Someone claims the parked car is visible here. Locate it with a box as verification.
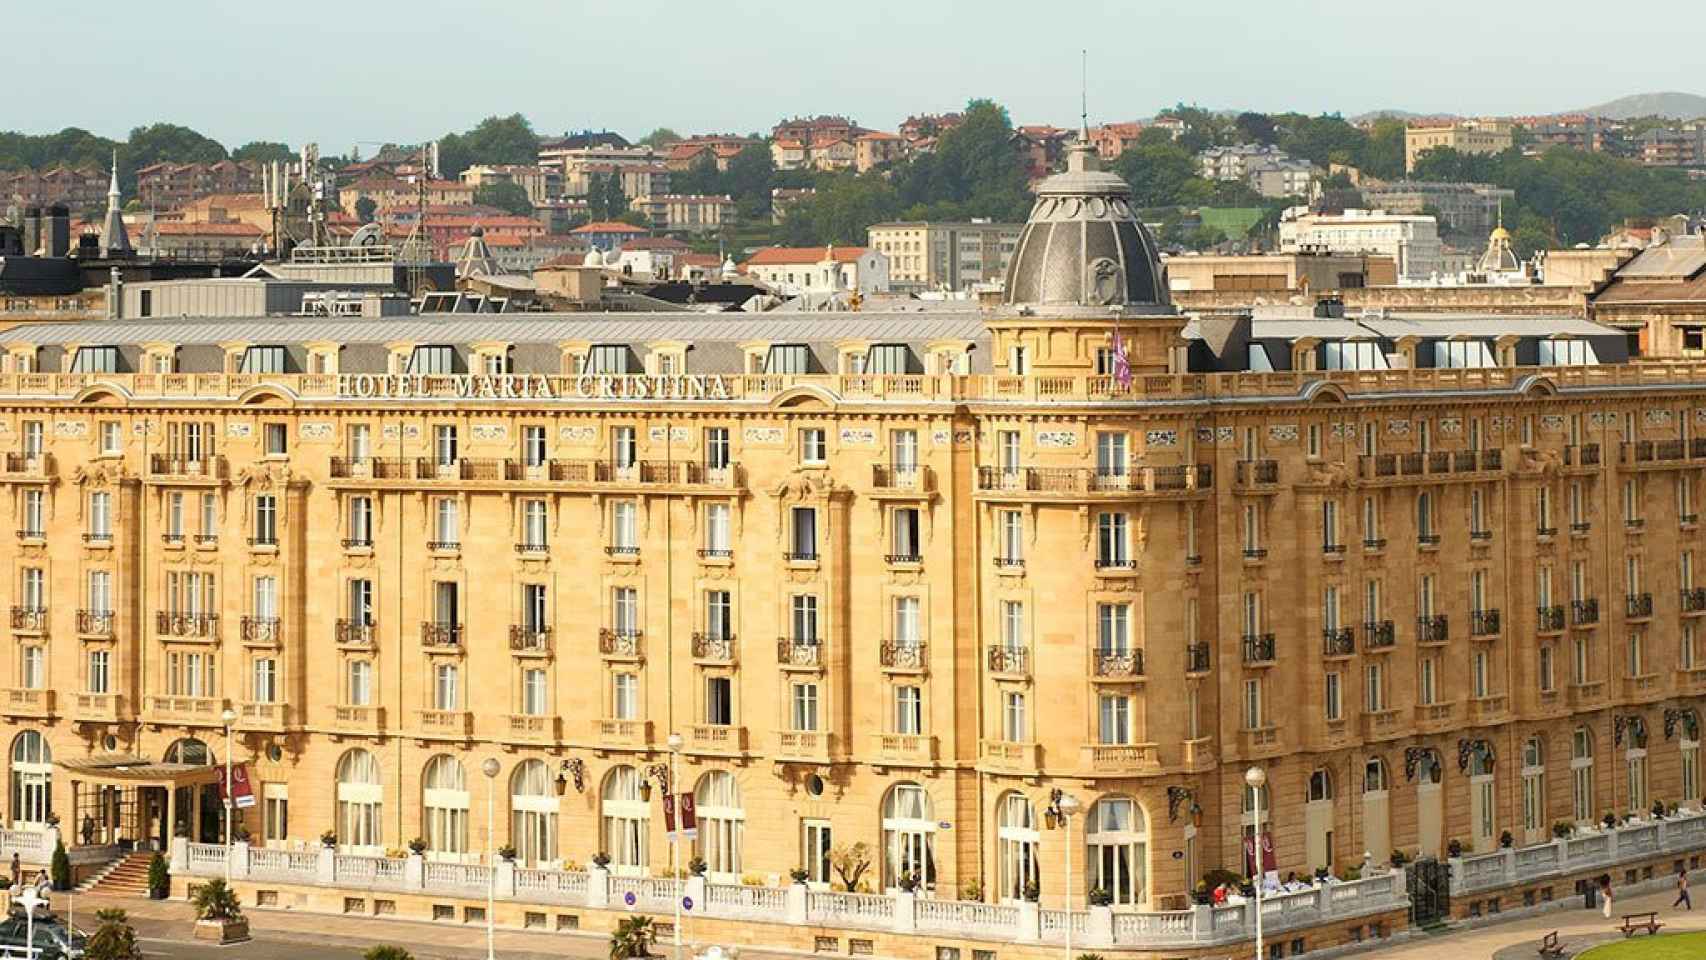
[0,910,85,959]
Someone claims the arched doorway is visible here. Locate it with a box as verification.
[1087,796,1149,908]
[510,760,558,867]
[1305,769,1334,872]
[1468,749,1495,853]
[422,755,469,861]
[335,749,383,854]
[1362,759,1390,863]
[1571,726,1595,823]
[693,772,744,881]
[1521,736,1547,845]
[601,766,648,875]
[1416,751,1444,857]
[162,737,219,843]
[995,792,1038,903]
[10,732,51,829]
[881,783,936,893]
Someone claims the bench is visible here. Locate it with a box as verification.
[1537,930,1564,958]
[1619,911,1663,937]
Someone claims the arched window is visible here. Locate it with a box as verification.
[422,755,468,859]
[1308,769,1334,802]
[1363,759,1389,793]
[995,792,1038,903]
[163,738,211,766]
[511,760,558,867]
[1522,735,1547,836]
[601,766,648,875]
[1241,782,1271,820]
[1572,726,1595,822]
[881,783,936,892]
[335,748,383,852]
[1362,758,1392,867]
[10,732,51,828]
[1418,751,1443,784]
[1087,797,1148,907]
[694,771,744,879]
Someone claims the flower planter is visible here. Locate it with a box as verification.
[194,917,250,944]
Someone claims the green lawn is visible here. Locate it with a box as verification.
[1578,930,1706,959]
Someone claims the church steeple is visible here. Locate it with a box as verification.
[100,149,133,257]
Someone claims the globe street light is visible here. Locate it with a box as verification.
[220,707,238,883]
[481,757,501,960]
[1055,792,1081,960]
[1245,766,1268,960]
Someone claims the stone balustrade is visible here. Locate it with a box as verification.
[1448,807,1706,896]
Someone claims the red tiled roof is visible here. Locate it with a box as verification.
[623,237,690,251]
[571,221,650,235]
[147,221,264,236]
[742,245,867,266]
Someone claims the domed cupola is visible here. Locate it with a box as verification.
[1002,138,1171,311]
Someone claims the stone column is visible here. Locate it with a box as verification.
[315,845,335,885]
[1017,900,1041,942]
[785,882,808,925]
[404,853,424,890]
[1086,904,1114,946]
[587,864,610,908]
[230,841,250,881]
[170,836,188,873]
[892,890,916,933]
[495,858,516,898]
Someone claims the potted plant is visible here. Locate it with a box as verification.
[50,839,71,891]
[1389,849,1409,868]
[190,878,250,944]
[790,867,810,885]
[1498,830,1514,849]
[896,871,918,894]
[1602,812,1618,830]
[321,830,338,848]
[1087,886,1114,907]
[1446,838,1463,858]
[592,851,612,870]
[1192,881,1211,905]
[407,837,428,856]
[1652,801,1668,820]
[688,856,708,878]
[959,879,983,901]
[147,853,171,900]
[609,914,655,959]
[1552,821,1575,840]
[85,908,142,960]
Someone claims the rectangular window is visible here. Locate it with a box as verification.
[791,595,819,641]
[803,821,833,885]
[1097,512,1129,567]
[1472,650,1488,698]
[893,685,923,735]
[522,584,548,633]
[264,785,288,845]
[705,676,733,725]
[999,510,1023,563]
[892,596,921,648]
[253,494,277,544]
[22,490,44,536]
[1325,672,1342,721]
[1001,601,1024,650]
[611,587,638,636]
[346,660,373,705]
[522,668,547,715]
[19,646,43,690]
[1364,662,1385,711]
[523,499,547,549]
[1243,678,1263,729]
[800,428,827,464]
[200,493,218,540]
[167,492,185,538]
[704,503,731,554]
[435,425,458,466]
[790,507,818,559]
[704,590,731,640]
[87,570,112,614]
[434,581,460,631]
[87,649,109,694]
[1095,432,1127,477]
[347,579,374,625]
[892,507,921,561]
[21,422,43,459]
[100,421,122,455]
[791,682,819,730]
[90,491,112,537]
[433,663,459,711]
[522,425,547,467]
[1539,644,1555,692]
[1322,500,1339,549]
[263,422,288,457]
[1420,657,1437,704]
[252,658,278,703]
[891,430,918,474]
[997,431,1021,473]
[252,575,277,620]
[1097,693,1131,743]
[611,501,638,551]
[433,498,458,547]
[346,424,371,462]
[1097,603,1130,653]
[704,427,731,471]
[1684,623,1697,671]
[348,496,373,545]
[1002,691,1026,741]
[612,674,638,720]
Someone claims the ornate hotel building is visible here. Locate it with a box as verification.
[1,142,1704,935]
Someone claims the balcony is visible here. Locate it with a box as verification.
[1358,449,1502,482]
[1572,599,1600,626]
[157,612,220,641]
[1468,694,1509,724]
[336,619,377,648]
[1360,709,1402,742]
[0,453,53,479]
[1363,620,1396,650]
[1242,634,1276,665]
[885,552,923,566]
[1626,592,1654,621]
[146,695,225,726]
[975,464,1212,498]
[238,701,291,732]
[1186,641,1211,673]
[1238,726,1282,755]
[341,537,373,551]
[776,730,832,763]
[421,622,463,648]
[240,616,281,646]
[1416,614,1449,645]
[1620,439,1706,469]
[194,534,218,547]
[1566,680,1606,709]
[1091,648,1144,679]
[9,607,46,634]
[1321,628,1355,658]
[77,610,114,638]
[161,533,185,547]
[427,540,460,554]
[978,739,1040,775]
[1232,459,1279,490]
[871,464,935,493]
[1322,542,1347,559]
[0,688,54,720]
[15,528,44,542]
[880,641,927,672]
[598,718,652,749]
[514,541,550,557]
[1534,526,1557,539]
[1242,547,1268,562]
[603,544,639,559]
[1080,742,1159,774]
[987,645,1030,677]
[686,724,749,755]
[247,534,278,549]
[505,714,560,743]
[599,629,643,659]
[509,625,552,654]
[782,551,819,564]
[1363,537,1387,553]
[333,457,746,491]
[691,632,735,663]
[1536,605,1566,634]
[1470,609,1501,638]
[332,704,386,736]
[1416,533,1441,549]
[1414,701,1457,732]
[772,636,827,671]
[82,532,113,548]
[1683,588,1706,615]
[417,709,474,738]
[147,454,226,479]
[1181,737,1216,770]
[1570,521,1592,536]
[1563,443,1600,468]
[73,692,122,723]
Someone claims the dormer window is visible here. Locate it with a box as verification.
[865,343,915,374]
[70,346,121,373]
[482,351,510,375]
[407,345,458,374]
[1322,340,1388,371]
[240,345,288,374]
[1433,340,1495,369]
[1539,339,1598,366]
[586,344,630,374]
[765,344,812,374]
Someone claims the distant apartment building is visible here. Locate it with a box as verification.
[899,112,963,145]
[1403,120,1514,172]
[628,194,737,234]
[867,220,1023,292]
[568,220,651,251]
[1164,251,1397,293]
[130,217,265,257]
[1521,115,1623,155]
[1198,144,1288,181]
[1089,122,1144,160]
[662,135,761,172]
[169,192,272,232]
[556,152,667,200]
[135,160,264,209]
[536,131,632,167]
[1278,207,1444,282]
[0,165,107,213]
[458,164,559,206]
[768,116,904,173]
[1358,181,1515,239]
[1010,126,1071,181]
[1636,124,1706,168]
[740,245,890,296]
[337,177,475,217]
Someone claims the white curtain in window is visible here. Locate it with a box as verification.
[336,749,383,851]
[601,766,648,873]
[694,771,744,877]
[422,755,469,858]
[511,760,558,867]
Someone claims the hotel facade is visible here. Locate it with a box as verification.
[0,143,1704,954]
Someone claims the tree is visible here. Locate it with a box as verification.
[1234,112,1278,146]
[1112,141,1197,207]
[191,878,243,921]
[639,127,681,148]
[355,196,377,224]
[232,141,293,163]
[609,915,655,960]
[362,948,415,960]
[50,839,70,890]
[436,114,539,177]
[829,841,873,892]
[474,181,534,217]
[1358,119,1407,180]
[84,909,142,960]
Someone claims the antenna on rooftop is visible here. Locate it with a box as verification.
[1080,48,1089,139]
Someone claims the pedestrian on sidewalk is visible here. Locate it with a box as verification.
[1599,873,1614,919]
[1677,866,1693,910]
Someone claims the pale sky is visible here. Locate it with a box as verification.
[12,0,1705,151]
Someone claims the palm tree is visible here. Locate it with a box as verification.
[84,908,141,960]
[609,914,656,960]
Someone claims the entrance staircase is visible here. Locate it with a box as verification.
[79,851,153,896]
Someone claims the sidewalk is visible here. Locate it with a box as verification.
[1369,884,1705,959]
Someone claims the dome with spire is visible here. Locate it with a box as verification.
[1001,138,1170,312]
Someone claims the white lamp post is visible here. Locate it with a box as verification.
[17,886,43,960]
[1245,766,1268,960]
[667,732,684,960]
[1055,792,1081,960]
[481,757,501,960]
[220,707,238,883]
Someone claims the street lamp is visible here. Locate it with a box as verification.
[16,886,43,960]
[1245,766,1268,960]
[666,732,684,960]
[220,707,238,883]
[1053,792,1081,960]
[481,757,501,960]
